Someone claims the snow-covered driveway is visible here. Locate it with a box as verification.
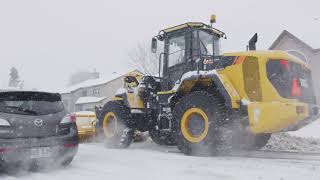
[1,141,320,180]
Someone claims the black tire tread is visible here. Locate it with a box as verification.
[100,101,133,149]
[173,91,228,156]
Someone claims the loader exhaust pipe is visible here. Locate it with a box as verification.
[247,33,258,51]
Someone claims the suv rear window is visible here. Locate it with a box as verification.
[266,59,315,103]
[0,91,64,115]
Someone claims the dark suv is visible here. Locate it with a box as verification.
[0,91,78,169]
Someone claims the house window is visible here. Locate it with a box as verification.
[93,88,100,96]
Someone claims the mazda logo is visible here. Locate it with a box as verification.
[34,119,43,127]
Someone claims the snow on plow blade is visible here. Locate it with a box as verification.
[247,102,320,134]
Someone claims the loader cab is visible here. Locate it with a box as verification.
[152,22,226,90]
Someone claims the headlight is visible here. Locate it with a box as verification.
[0,118,10,126]
[60,114,76,124]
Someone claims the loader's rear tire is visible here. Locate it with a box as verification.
[247,134,271,151]
[231,129,271,151]
[100,101,133,148]
[149,126,176,146]
[173,91,227,156]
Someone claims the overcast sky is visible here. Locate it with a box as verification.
[0,0,319,91]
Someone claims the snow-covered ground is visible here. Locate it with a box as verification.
[1,120,319,180]
[1,139,320,180]
[289,120,320,139]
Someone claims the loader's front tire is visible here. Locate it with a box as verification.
[173,91,227,156]
[100,101,133,148]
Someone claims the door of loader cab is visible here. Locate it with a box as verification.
[162,29,191,90]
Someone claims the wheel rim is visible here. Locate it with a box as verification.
[103,112,118,138]
[181,108,209,143]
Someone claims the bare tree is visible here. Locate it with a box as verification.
[128,42,162,75]
[8,67,21,88]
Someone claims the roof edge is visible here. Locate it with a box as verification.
[270,30,320,54]
[60,69,141,95]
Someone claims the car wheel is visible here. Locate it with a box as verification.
[61,157,74,167]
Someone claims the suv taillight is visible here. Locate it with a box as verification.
[70,114,76,122]
[60,114,76,124]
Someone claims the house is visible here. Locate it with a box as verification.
[60,69,142,113]
[270,30,320,100]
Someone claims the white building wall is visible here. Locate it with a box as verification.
[61,76,125,113]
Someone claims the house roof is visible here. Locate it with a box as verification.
[270,30,320,54]
[60,69,141,94]
[75,96,107,105]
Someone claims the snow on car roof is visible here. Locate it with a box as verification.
[0,87,59,94]
[60,69,139,94]
[75,96,106,105]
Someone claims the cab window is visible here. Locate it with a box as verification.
[198,30,214,56]
[167,34,185,67]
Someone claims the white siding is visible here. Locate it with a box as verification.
[61,73,127,112]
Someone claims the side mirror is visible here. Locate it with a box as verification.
[151,38,157,53]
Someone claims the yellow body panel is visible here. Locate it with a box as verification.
[103,112,117,138]
[248,102,309,134]
[162,22,225,37]
[127,91,144,109]
[76,114,97,138]
[124,71,144,88]
[117,70,145,109]
[113,97,123,101]
[163,22,203,33]
[219,50,311,133]
[157,90,176,95]
[224,51,308,67]
[219,64,247,101]
[217,68,242,108]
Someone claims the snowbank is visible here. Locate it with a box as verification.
[288,119,320,139]
[263,133,320,152]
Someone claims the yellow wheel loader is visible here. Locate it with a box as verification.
[96,16,319,155]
